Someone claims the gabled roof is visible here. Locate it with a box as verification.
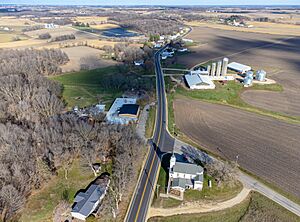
[185,74,215,88]
[72,184,106,216]
[173,178,193,188]
[173,162,203,175]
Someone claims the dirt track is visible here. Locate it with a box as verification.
[174,98,300,199]
[148,187,251,218]
[178,26,300,116]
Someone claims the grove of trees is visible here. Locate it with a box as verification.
[109,13,183,36]
[0,48,69,76]
[49,34,76,42]
[0,48,142,221]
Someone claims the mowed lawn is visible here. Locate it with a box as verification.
[149,191,300,222]
[51,66,122,109]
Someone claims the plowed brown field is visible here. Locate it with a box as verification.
[174,98,300,199]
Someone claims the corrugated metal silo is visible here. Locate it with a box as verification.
[256,70,266,81]
[244,77,253,85]
[245,71,254,79]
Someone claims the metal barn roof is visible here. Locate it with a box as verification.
[228,62,251,73]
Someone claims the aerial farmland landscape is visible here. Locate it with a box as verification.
[0,1,299,222]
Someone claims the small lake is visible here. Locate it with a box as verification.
[101,28,140,38]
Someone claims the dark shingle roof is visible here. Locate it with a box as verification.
[119,104,139,116]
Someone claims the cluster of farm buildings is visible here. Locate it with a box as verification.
[184,58,272,90]
[74,97,140,125]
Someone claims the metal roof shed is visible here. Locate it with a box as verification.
[228,62,251,73]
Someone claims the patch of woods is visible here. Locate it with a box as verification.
[0,48,69,76]
[109,13,183,36]
[32,18,73,26]
[0,48,143,221]
[102,43,154,70]
[49,34,76,42]
[21,25,44,32]
[73,21,90,27]
[38,32,51,39]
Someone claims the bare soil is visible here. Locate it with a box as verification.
[174,98,300,199]
[177,27,300,116]
[60,46,117,72]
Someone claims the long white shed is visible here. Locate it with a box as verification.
[228,62,251,73]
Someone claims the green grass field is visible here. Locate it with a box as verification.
[149,191,300,222]
[51,66,123,109]
[145,105,156,138]
[185,174,242,203]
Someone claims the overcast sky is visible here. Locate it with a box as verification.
[2,0,300,6]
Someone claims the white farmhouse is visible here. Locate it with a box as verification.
[169,154,203,193]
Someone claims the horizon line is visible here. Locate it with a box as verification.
[2,4,300,6]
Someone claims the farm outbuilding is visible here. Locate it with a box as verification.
[106,98,140,124]
[256,70,267,81]
[185,74,215,90]
[228,62,251,73]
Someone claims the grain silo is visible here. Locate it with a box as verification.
[207,65,211,75]
[256,70,266,81]
[244,77,253,86]
[216,61,222,76]
[245,71,254,79]
[211,63,216,76]
[221,58,229,76]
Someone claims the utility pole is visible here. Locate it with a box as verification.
[173,123,175,135]
[156,184,160,198]
[235,154,239,165]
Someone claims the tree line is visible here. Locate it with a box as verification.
[109,13,183,36]
[49,34,76,42]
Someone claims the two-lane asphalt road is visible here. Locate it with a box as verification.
[125,47,174,222]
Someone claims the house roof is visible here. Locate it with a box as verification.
[72,184,106,217]
[173,178,193,188]
[119,104,139,116]
[173,161,203,175]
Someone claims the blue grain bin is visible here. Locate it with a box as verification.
[256,70,266,81]
[245,71,254,79]
[244,77,253,85]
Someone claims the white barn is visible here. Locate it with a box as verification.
[185,74,215,90]
[228,62,251,74]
